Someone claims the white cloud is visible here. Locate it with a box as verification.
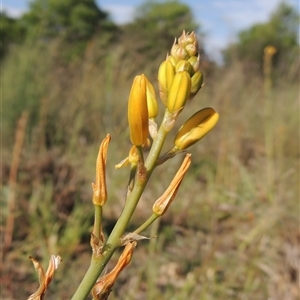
[1,5,25,18]
[102,4,135,24]
[211,0,289,31]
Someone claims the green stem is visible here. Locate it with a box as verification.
[94,205,102,238]
[134,214,159,234]
[147,218,160,300]
[71,110,173,300]
[136,145,144,163]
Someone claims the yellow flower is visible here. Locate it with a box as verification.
[128,74,149,146]
[158,60,175,105]
[188,55,200,74]
[189,71,204,100]
[175,60,194,74]
[145,77,158,119]
[167,71,191,113]
[174,107,219,150]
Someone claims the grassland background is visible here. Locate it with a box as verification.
[1,28,299,300]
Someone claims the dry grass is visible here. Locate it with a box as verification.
[1,37,299,299]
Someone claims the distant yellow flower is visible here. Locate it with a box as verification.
[264,45,277,56]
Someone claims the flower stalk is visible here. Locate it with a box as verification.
[29,31,219,300]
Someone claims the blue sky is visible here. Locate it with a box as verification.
[2,0,298,61]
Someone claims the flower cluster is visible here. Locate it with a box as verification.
[28,31,219,300]
[128,31,219,152]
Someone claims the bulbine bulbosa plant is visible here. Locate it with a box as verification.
[28,31,219,300]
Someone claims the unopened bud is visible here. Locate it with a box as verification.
[186,44,198,57]
[128,74,149,146]
[145,77,158,119]
[167,54,177,66]
[167,71,191,113]
[188,55,200,73]
[189,71,204,100]
[174,108,219,150]
[176,31,199,58]
[158,60,175,105]
[175,60,193,75]
[178,30,197,48]
[171,45,189,61]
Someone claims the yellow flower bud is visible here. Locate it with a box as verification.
[189,71,204,100]
[158,60,175,105]
[186,44,198,57]
[128,74,149,146]
[177,31,199,58]
[145,77,158,119]
[153,154,191,216]
[171,45,189,61]
[167,71,191,113]
[167,54,177,66]
[174,107,219,150]
[178,30,197,48]
[175,60,193,75]
[188,55,200,73]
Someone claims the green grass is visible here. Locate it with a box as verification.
[1,39,299,300]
